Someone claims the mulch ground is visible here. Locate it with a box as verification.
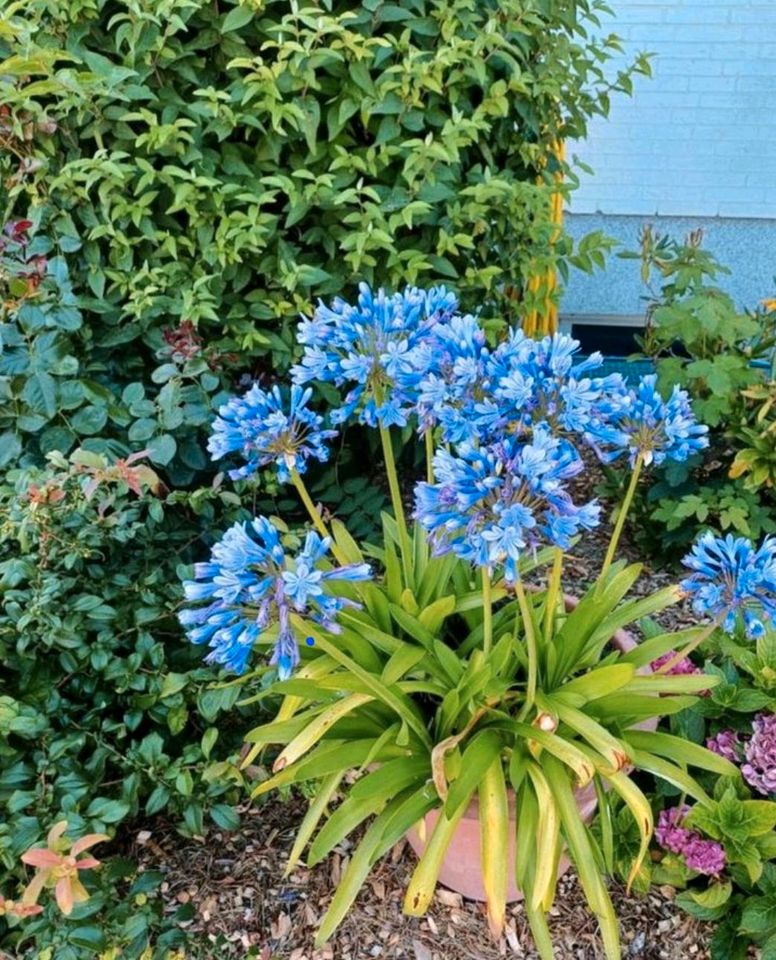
[133,797,710,960]
[137,489,712,959]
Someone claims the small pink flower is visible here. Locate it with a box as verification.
[682,837,726,877]
[655,805,693,854]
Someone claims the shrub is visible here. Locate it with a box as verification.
[613,229,776,555]
[3,0,648,372]
[0,448,249,953]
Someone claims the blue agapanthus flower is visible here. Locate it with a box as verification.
[291,282,458,428]
[412,313,489,437]
[681,533,776,639]
[179,517,372,677]
[586,374,708,467]
[477,330,628,442]
[208,383,337,482]
[414,424,601,582]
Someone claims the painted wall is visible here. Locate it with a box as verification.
[569,0,776,219]
[562,0,776,317]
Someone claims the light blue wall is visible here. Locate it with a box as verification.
[563,214,776,317]
[562,0,776,317]
[568,0,776,219]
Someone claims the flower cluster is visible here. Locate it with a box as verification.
[179,518,371,677]
[742,713,776,797]
[414,425,600,581]
[650,650,705,678]
[586,374,709,467]
[655,806,726,877]
[681,533,776,638]
[209,384,336,482]
[705,729,742,764]
[292,282,458,428]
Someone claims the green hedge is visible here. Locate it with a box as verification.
[4,0,646,366]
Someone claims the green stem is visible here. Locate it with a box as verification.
[655,619,720,675]
[482,566,493,656]
[424,429,435,485]
[290,468,348,566]
[379,425,412,583]
[515,578,538,713]
[543,547,563,646]
[600,452,644,586]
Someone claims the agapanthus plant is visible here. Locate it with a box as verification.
[180,283,751,960]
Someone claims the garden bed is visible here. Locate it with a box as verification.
[132,799,711,960]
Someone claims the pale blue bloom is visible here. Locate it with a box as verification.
[681,532,776,638]
[180,518,372,677]
[587,374,708,467]
[291,282,458,428]
[414,424,601,582]
[208,383,336,482]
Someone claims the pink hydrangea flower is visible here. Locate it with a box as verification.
[655,805,727,877]
[742,714,776,797]
[651,651,702,676]
[706,729,741,764]
[655,805,693,854]
[682,837,726,877]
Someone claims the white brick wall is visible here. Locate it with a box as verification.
[570,0,776,218]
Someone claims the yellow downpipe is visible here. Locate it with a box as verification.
[524,141,565,337]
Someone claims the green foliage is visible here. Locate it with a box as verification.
[2,0,648,353]
[15,862,190,960]
[617,229,776,555]
[0,449,249,951]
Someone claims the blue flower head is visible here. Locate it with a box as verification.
[179,517,372,677]
[481,330,629,441]
[291,282,458,428]
[681,533,776,639]
[414,423,601,582]
[208,383,337,482]
[587,374,708,467]
[412,313,489,436]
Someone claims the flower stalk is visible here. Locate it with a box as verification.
[515,578,538,712]
[600,451,644,584]
[380,425,413,583]
[482,566,493,656]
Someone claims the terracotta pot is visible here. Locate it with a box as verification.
[406,593,657,903]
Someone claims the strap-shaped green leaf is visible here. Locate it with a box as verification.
[381,643,426,685]
[526,762,561,912]
[418,594,455,633]
[273,693,375,772]
[624,729,739,777]
[285,771,344,877]
[298,617,432,749]
[403,801,467,917]
[540,695,632,772]
[549,564,642,685]
[543,755,621,960]
[513,722,597,786]
[586,692,696,723]
[559,663,635,702]
[314,785,435,947]
[445,728,503,816]
[630,748,711,803]
[618,625,707,669]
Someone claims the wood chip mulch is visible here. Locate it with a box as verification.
[133,798,711,960]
